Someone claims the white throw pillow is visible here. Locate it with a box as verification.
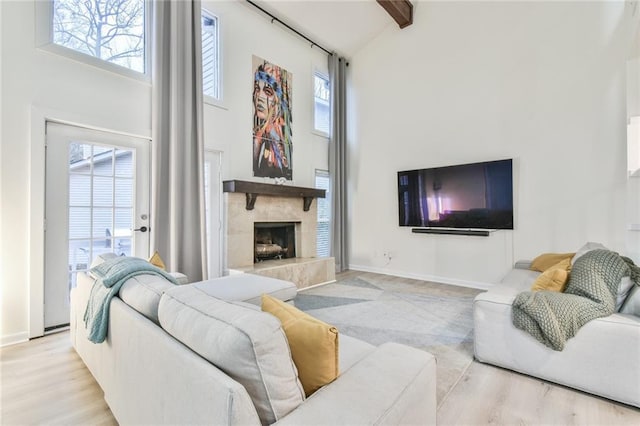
[571,242,608,266]
[620,285,640,316]
[616,277,634,311]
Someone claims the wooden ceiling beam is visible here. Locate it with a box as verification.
[377,0,413,29]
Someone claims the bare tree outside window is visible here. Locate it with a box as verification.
[53,0,145,73]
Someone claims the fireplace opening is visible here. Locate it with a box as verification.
[254,222,296,262]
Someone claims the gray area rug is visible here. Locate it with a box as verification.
[296,272,483,406]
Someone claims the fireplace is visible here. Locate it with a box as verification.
[254,222,297,262]
[223,180,335,288]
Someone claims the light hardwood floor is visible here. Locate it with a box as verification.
[2,275,640,425]
[1,331,117,425]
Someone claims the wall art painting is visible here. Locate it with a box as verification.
[252,55,293,180]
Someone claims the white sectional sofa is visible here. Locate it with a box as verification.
[474,259,640,408]
[70,262,437,425]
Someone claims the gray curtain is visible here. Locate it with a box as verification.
[328,54,348,272]
[151,0,207,281]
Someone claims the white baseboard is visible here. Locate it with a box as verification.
[1,332,29,348]
[347,264,493,291]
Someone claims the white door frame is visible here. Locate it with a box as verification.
[44,121,151,329]
[29,108,151,339]
[205,149,224,278]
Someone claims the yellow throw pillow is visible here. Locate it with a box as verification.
[148,250,166,270]
[531,268,569,292]
[550,257,572,273]
[261,294,339,397]
[530,252,575,272]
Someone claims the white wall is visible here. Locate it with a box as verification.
[348,1,639,287]
[202,1,329,187]
[0,0,328,345]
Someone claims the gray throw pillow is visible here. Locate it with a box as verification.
[620,284,640,316]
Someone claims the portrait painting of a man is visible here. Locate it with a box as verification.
[252,56,293,180]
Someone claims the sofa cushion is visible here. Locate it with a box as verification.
[158,285,304,425]
[118,274,176,323]
[89,252,119,269]
[191,274,297,305]
[262,294,339,396]
[530,252,574,272]
[339,334,375,372]
[500,268,541,291]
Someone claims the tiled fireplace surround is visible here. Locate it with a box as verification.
[224,181,335,289]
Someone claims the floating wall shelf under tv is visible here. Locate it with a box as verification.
[398,159,514,232]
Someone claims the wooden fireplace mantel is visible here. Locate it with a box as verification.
[223,180,326,211]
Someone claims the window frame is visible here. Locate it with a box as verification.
[314,169,331,257]
[312,71,331,138]
[35,0,152,82]
[202,8,225,109]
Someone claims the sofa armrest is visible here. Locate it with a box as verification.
[514,260,532,270]
[275,342,436,426]
[168,271,188,285]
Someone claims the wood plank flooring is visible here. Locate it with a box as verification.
[0,331,116,425]
[438,361,640,425]
[2,271,639,425]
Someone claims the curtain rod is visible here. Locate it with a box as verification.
[245,0,333,56]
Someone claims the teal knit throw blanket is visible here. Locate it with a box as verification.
[83,256,178,343]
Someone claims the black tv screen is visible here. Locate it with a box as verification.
[398,159,513,230]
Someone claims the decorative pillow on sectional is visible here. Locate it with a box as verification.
[531,266,569,292]
[158,286,305,424]
[620,284,640,316]
[529,252,575,272]
[262,294,339,397]
[148,250,166,270]
[616,276,635,311]
[571,242,608,266]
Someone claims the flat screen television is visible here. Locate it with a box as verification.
[398,159,513,230]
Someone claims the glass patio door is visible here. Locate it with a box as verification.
[44,122,150,330]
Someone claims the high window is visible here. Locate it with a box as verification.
[315,170,331,257]
[314,73,330,136]
[51,0,147,74]
[202,9,221,101]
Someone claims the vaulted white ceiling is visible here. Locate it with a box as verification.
[250,0,397,57]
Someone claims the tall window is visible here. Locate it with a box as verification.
[52,0,146,73]
[314,73,330,136]
[202,10,220,100]
[315,170,331,257]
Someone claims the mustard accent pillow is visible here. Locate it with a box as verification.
[530,252,575,272]
[261,294,339,396]
[531,268,569,292]
[551,257,572,273]
[148,250,166,270]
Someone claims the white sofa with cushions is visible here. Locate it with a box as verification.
[473,243,640,408]
[70,255,437,425]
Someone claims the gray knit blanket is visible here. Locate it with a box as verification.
[512,249,640,351]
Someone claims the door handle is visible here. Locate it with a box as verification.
[134,226,149,233]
